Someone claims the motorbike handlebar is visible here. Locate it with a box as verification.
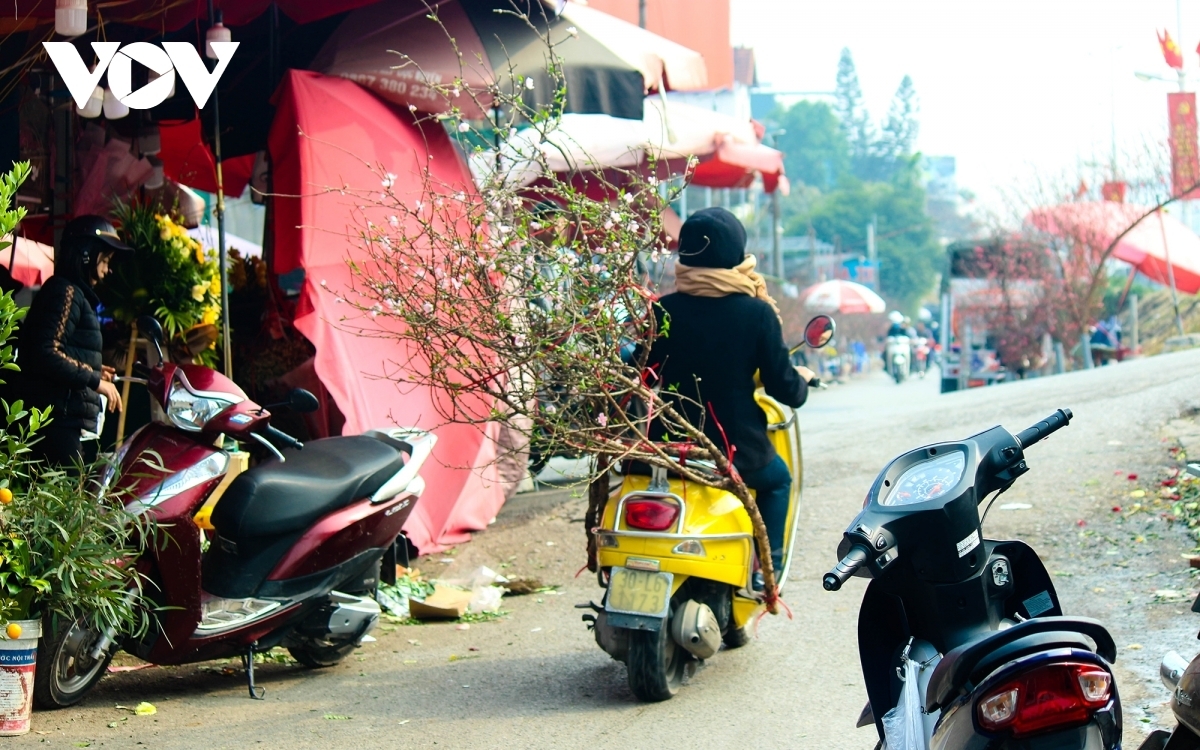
[264,424,303,450]
[1014,408,1073,449]
[823,544,871,591]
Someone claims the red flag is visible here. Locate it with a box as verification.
[1075,179,1089,199]
[1101,181,1127,203]
[1168,92,1200,198]
[1160,29,1185,69]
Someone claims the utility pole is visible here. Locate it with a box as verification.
[866,216,877,290]
[808,223,818,283]
[639,0,646,28]
[771,188,783,278]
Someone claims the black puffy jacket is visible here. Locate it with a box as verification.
[17,274,104,432]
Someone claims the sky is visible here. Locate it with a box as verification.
[732,0,1200,208]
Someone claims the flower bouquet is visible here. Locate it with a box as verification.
[100,202,222,364]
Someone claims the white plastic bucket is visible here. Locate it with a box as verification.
[0,619,40,736]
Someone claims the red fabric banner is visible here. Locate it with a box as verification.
[1101,181,1127,203]
[1169,92,1200,199]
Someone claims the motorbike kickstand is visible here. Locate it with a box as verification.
[242,642,266,700]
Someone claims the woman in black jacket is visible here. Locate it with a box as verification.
[646,207,816,587]
[18,215,129,466]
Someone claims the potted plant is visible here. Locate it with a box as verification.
[0,163,151,731]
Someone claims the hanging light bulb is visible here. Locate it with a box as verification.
[144,157,164,191]
[206,11,231,60]
[55,0,87,37]
[138,125,161,156]
[77,85,103,118]
[102,87,129,119]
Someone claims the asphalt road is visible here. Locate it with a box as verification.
[21,351,1200,749]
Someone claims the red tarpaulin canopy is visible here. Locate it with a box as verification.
[1028,202,1200,295]
[160,118,254,198]
[270,70,505,552]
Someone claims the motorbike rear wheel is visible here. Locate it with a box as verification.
[627,623,687,701]
[33,616,114,709]
[722,623,751,649]
[289,640,359,668]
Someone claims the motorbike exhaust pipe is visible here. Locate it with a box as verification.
[1162,651,1189,692]
[670,600,721,660]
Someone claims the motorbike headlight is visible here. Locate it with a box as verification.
[97,426,144,494]
[127,452,229,512]
[166,379,241,431]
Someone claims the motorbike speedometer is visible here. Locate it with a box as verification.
[881,450,966,506]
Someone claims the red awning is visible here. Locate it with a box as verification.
[12,0,375,31]
[269,70,506,552]
[160,118,254,198]
[691,136,786,193]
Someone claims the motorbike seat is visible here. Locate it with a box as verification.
[212,435,406,540]
[924,616,1116,712]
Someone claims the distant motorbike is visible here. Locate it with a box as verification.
[913,337,930,379]
[825,408,1122,749]
[886,335,912,384]
[581,315,834,702]
[33,317,435,708]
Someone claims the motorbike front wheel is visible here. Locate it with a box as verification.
[627,623,688,701]
[33,616,114,709]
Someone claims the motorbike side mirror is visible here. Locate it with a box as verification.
[136,315,165,364]
[803,315,836,348]
[288,388,320,414]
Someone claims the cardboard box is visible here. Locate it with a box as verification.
[408,586,472,620]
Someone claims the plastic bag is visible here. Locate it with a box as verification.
[882,653,926,750]
[468,585,505,614]
[447,566,510,589]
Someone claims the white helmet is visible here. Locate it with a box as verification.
[888,310,904,324]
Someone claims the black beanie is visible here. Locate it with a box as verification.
[677,207,747,269]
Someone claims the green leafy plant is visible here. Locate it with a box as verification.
[0,162,151,635]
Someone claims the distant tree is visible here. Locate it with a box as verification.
[785,161,941,312]
[834,48,875,178]
[772,100,849,190]
[874,75,920,176]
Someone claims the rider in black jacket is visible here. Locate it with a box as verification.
[646,208,815,583]
[17,216,130,465]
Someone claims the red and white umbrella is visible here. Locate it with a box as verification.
[801,279,886,315]
[1,235,55,288]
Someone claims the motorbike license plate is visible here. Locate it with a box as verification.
[605,567,673,618]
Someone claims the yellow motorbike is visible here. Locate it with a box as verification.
[581,314,835,701]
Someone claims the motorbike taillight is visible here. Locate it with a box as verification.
[624,498,679,531]
[977,662,1111,737]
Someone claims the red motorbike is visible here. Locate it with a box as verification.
[34,317,436,708]
[913,336,931,379]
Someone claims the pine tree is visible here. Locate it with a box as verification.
[834,48,874,177]
[879,75,920,164]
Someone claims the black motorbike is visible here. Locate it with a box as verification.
[824,409,1122,749]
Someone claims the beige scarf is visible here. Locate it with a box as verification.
[674,255,781,320]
